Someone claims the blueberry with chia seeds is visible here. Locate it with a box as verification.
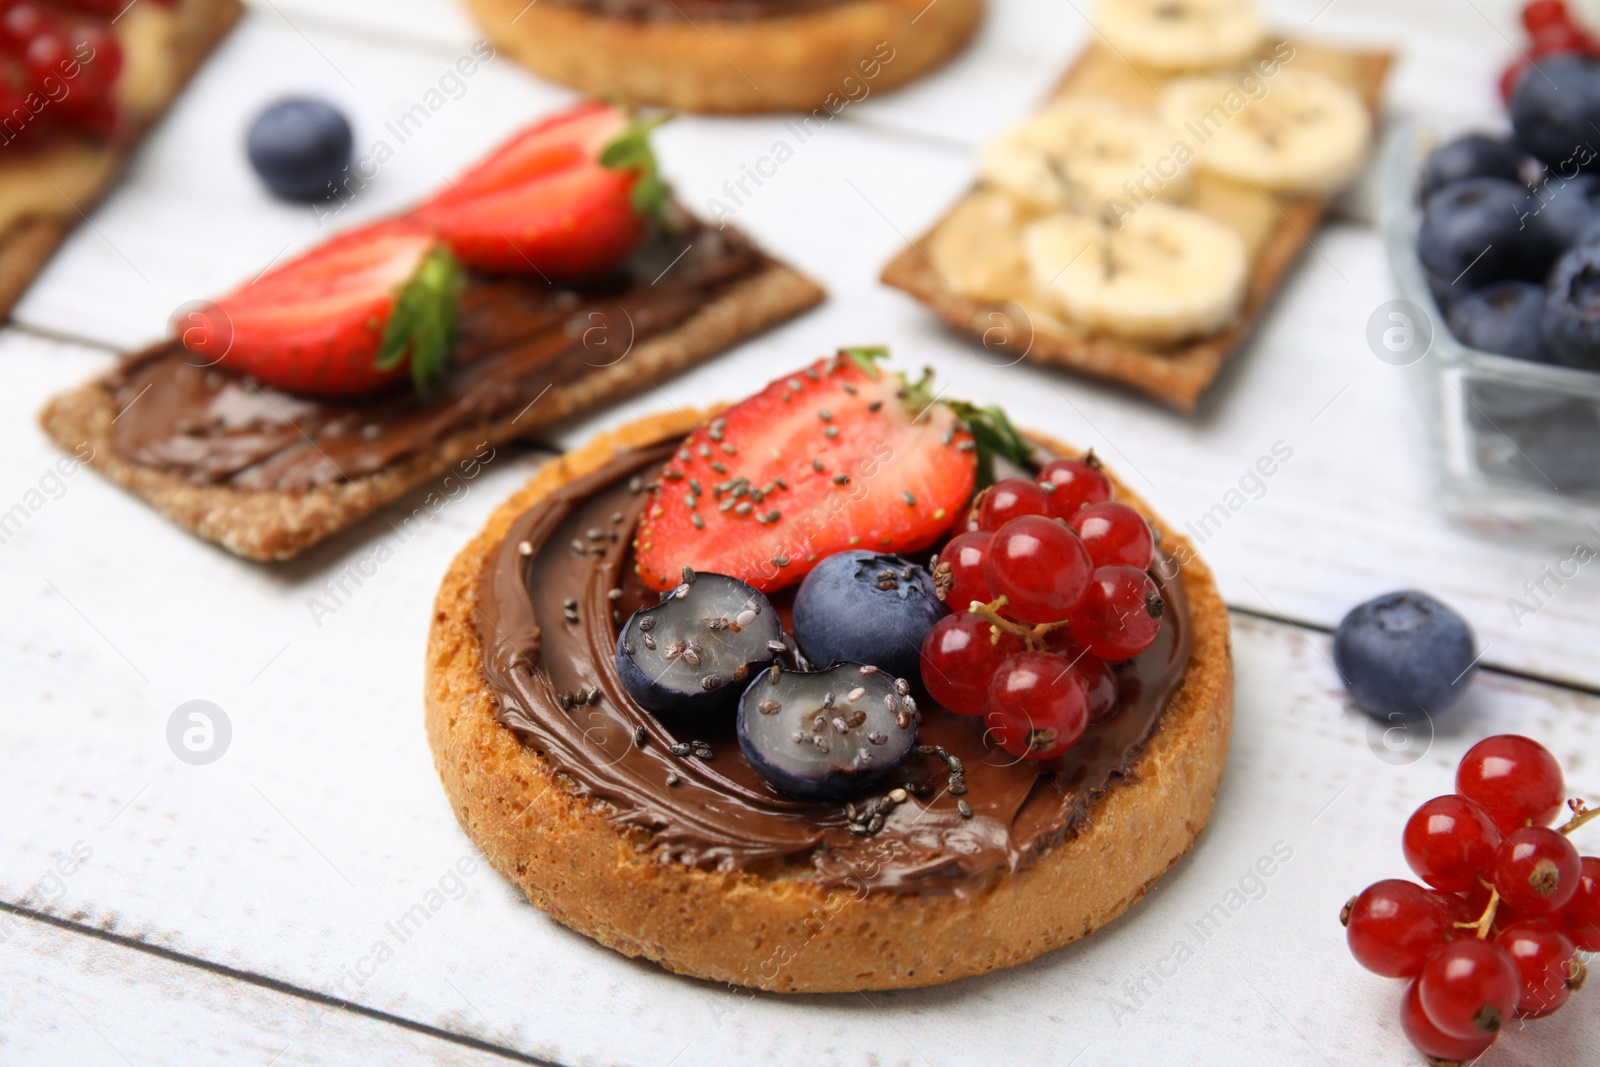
[615,570,782,717]
[1542,242,1600,370]
[1334,591,1477,720]
[737,662,916,800]
[1511,52,1600,171]
[1446,281,1551,364]
[1419,178,1554,289]
[1419,134,1528,199]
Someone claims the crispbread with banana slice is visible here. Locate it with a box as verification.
[882,35,1391,411]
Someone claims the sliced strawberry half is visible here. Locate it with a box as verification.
[180,218,463,399]
[633,353,987,594]
[412,102,669,278]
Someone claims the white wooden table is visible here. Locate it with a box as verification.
[3,2,1596,1064]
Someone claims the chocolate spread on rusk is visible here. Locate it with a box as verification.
[105,221,761,493]
[475,434,1194,896]
[547,0,847,20]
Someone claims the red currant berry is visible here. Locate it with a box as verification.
[66,22,120,97]
[1417,937,1520,1039]
[22,29,64,80]
[983,651,1089,760]
[1555,855,1600,951]
[1400,978,1497,1062]
[919,612,1022,716]
[1523,0,1573,33]
[1456,734,1566,834]
[1066,565,1163,661]
[1344,879,1450,978]
[1068,501,1153,570]
[1045,631,1119,723]
[1461,879,1526,935]
[936,531,992,612]
[977,477,1049,532]
[1037,456,1111,520]
[983,516,1092,625]
[1494,919,1579,1017]
[2,4,49,50]
[1493,826,1581,914]
[1402,795,1503,892]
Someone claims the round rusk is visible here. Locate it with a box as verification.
[980,97,1193,210]
[1023,202,1248,344]
[1093,0,1266,72]
[1159,68,1372,196]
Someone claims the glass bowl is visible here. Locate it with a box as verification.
[1381,119,1600,542]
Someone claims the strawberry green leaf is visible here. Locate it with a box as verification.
[944,399,1031,487]
[838,345,889,379]
[600,113,673,230]
[902,363,1031,487]
[376,246,464,392]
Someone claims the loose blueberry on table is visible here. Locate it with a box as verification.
[1342,734,1597,1064]
[247,98,354,202]
[1333,590,1477,721]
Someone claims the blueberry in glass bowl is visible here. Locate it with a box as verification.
[1385,119,1600,535]
[1418,178,1556,290]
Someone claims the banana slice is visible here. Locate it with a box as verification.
[1094,0,1266,72]
[1158,69,1372,196]
[979,98,1193,211]
[929,190,1035,301]
[1022,202,1247,344]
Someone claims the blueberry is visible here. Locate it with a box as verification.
[791,551,946,681]
[1419,178,1554,289]
[1529,173,1600,252]
[1446,281,1551,363]
[1541,242,1600,369]
[1419,134,1527,199]
[1334,591,1477,720]
[1511,53,1600,171]
[615,570,782,718]
[737,662,916,799]
[247,98,353,202]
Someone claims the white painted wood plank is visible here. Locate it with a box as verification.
[0,911,523,1066]
[2,331,1597,1067]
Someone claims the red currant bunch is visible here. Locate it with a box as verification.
[0,0,128,146]
[921,457,1166,762]
[1343,734,1596,1063]
[1501,0,1600,100]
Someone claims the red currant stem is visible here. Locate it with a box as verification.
[1453,879,1500,940]
[966,596,1072,652]
[1557,798,1597,837]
